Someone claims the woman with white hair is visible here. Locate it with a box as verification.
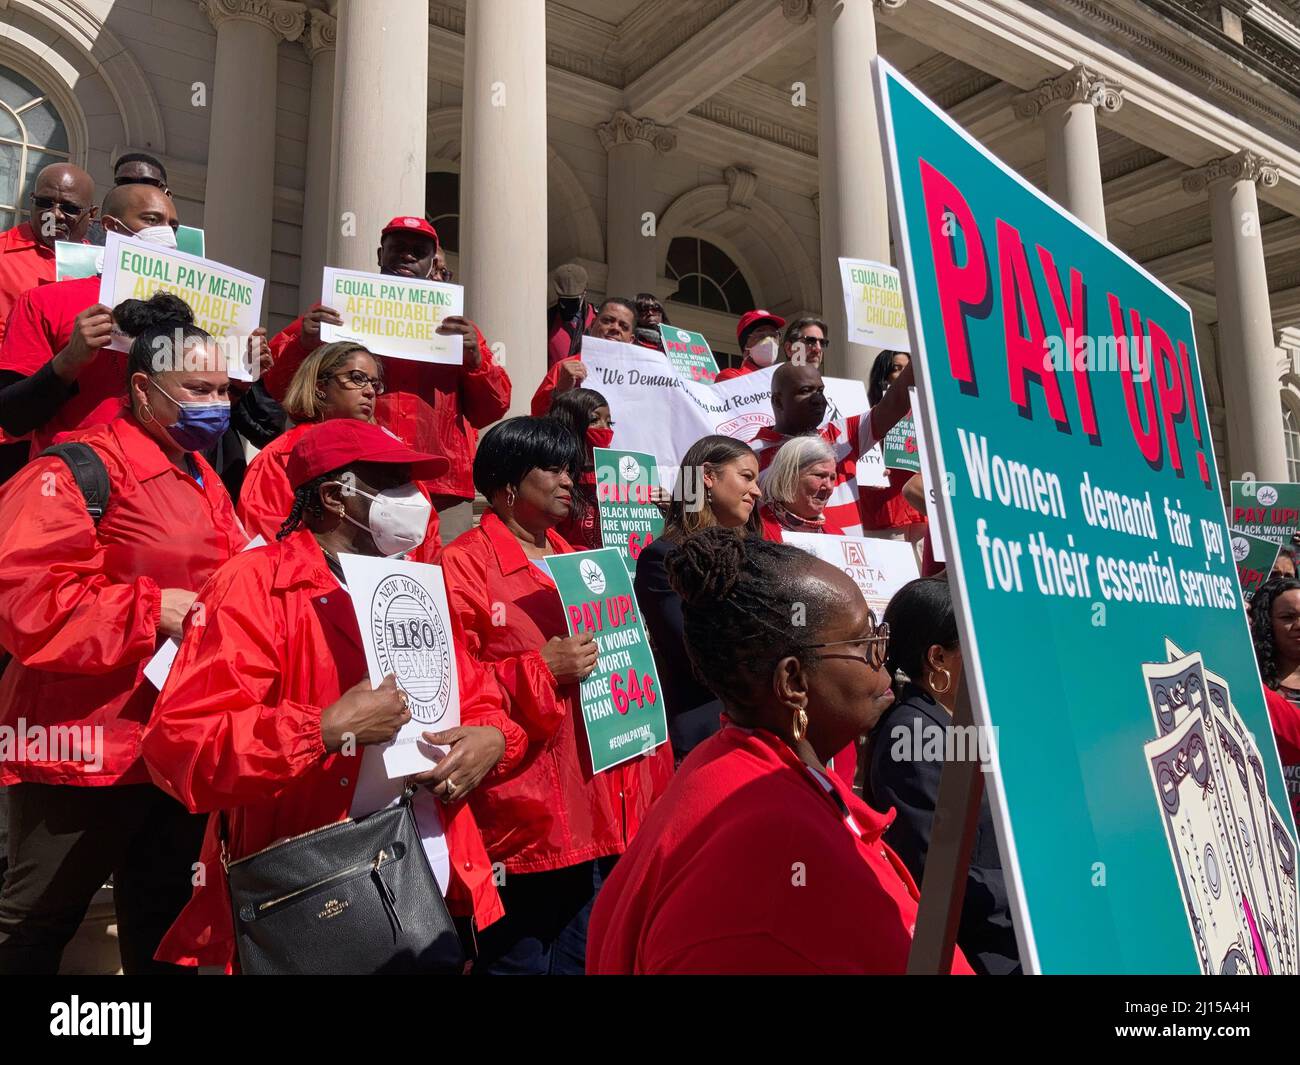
[758,434,842,541]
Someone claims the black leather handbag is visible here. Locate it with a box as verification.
[223,792,465,975]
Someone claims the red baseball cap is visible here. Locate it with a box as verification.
[380,215,439,246]
[736,308,786,345]
[286,420,450,489]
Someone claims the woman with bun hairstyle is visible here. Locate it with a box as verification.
[587,528,973,974]
[0,292,248,974]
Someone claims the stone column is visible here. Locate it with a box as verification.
[806,0,895,382]
[298,8,337,300]
[199,0,305,284]
[599,111,676,301]
[461,0,548,416]
[332,0,429,271]
[1184,150,1289,482]
[1014,64,1122,237]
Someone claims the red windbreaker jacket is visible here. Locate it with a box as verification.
[263,311,510,502]
[141,528,529,967]
[440,512,675,873]
[235,421,443,562]
[0,413,246,785]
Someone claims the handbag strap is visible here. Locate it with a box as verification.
[214,782,419,870]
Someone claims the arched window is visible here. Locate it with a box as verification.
[666,237,754,314]
[1285,402,1300,482]
[424,171,460,253]
[0,65,71,231]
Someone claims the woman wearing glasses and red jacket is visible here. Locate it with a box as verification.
[143,420,527,970]
[237,342,442,562]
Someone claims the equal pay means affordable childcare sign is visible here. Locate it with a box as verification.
[839,257,910,351]
[98,232,265,379]
[878,59,1298,975]
[321,267,464,364]
[545,548,668,773]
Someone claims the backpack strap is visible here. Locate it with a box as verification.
[40,442,111,524]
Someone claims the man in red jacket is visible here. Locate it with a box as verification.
[264,216,510,541]
[715,307,785,381]
[530,296,636,416]
[0,162,97,483]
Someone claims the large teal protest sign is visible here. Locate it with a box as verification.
[878,59,1298,975]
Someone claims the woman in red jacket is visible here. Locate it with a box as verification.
[545,387,613,551]
[860,350,926,560]
[441,416,674,974]
[236,342,441,562]
[0,292,247,974]
[587,529,974,975]
[757,435,843,541]
[142,419,527,970]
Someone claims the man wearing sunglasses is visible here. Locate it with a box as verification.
[0,164,96,347]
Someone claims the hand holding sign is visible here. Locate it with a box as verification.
[320,673,411,752]
[411,725,507,802]
[54,304,114,381]
[301,304,344,343]
[436,316,482,370]
[541,631,598,684]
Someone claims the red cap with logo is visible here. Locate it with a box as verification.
[286,420,450,489]
[380,215,440,246]
[736,308,786,345]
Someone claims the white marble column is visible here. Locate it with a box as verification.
[298,8,337,300]
[199,0,304,283]
[332,0,429,271]
[807,0,894,382]
[1184,151,1289,482]
[461,0,548,416]
[1014,64,1122,237]
[599,112,676,302]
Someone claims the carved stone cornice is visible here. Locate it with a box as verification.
[198,0,306,41]
[597,111,677,154]
[304,9,336,59]
[1182,149,1282,194]
[1013,63,1124,119]
[724,166,759,211]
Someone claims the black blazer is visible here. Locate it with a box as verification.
[633,536,722,758]
[867,683,1021,975]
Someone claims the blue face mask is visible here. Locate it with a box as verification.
[149,379,230,452]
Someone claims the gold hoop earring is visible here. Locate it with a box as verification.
[792,707,808,742]
[930,665,952,696]
[504,487,516,509]
[138,402,156,426]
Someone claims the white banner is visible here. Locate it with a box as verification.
[320,267,464,365]
[338,553,461,778]
[581,337,872,491]
[781,531,919,619]
[839,256,910,351]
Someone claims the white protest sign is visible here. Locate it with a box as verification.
[582,337,872,491]
[338,553,461,778]
[839,257,910,351]
[908,386,943,563]
[781,531,919,619]
[320,267,464,365]
[98,232,265,381]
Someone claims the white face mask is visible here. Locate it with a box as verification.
[330,481,432,557]
[748,335,780,367]
[133,224,178,249]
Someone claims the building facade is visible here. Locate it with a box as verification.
[2,0,1300,486]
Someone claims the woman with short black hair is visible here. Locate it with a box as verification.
[588,528,971,974]
[866,576,1020,975]
[441,416,674,974]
